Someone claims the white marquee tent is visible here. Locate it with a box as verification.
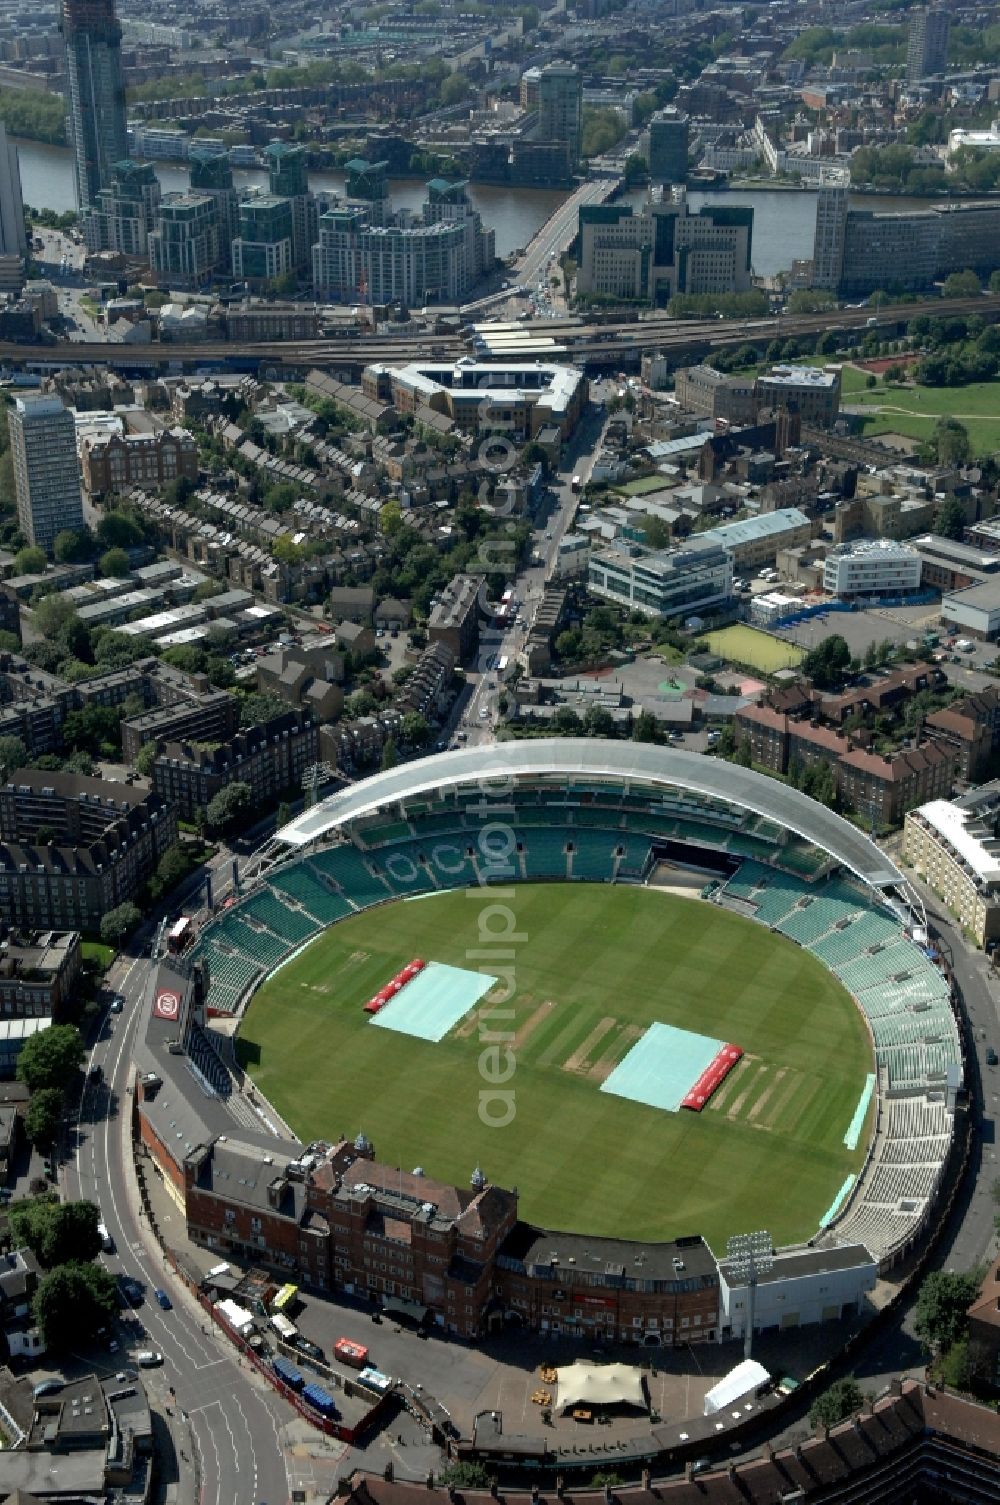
[556,1361,647,1413]
[703,1359,771,1416]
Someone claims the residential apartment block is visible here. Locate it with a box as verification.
[151,710,318,821]
[0,771,177,932]
[903,788,1000,947]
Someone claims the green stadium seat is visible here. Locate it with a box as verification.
[240,889,318,946]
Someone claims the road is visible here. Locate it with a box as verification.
[63,947,294,1505]
[448,397,609,746]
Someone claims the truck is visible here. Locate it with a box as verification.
[270,1313,298,1343]
[333,1337,369,1369]
[571,474,582,493]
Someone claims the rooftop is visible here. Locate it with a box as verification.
[275,739,903,888]
[914,797,1000,886]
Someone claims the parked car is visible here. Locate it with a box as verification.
[295,1337,325,1362]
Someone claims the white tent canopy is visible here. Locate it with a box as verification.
[703,1359,770,1416]
[556,1361,647,1413]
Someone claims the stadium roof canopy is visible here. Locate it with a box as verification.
[277,739,903,889]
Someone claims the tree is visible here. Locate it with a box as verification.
[100,901,142,947]
[100,547,131,579]
[31,593,79,641]
[33,1262,120,1350]
[633,709,659,743]
[401,712,430,746]
[133,742,157,777]
[380,738,399,771]
[942,269,981,299]
[380,499,403,537]
[205,780,252,834]
[239,691,287,728]
[552,706,582,734]
[276,802,292,829]
[10,1197,102,1267]
[152,843,192,895]
[934,495,967,540]
[439,72,470,106]
[809,1377,865,1430]
[16,1025,84,1093]
[914,1269,982,1354]
[53,527,94,564]
[584,704,616,738]
[802,634,852,690]
[0,733,26,776]
[24,1087,64,1150]
[96,512,144,549]
[14,545,46,574]
[934,418,971,468]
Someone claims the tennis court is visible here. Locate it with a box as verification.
[600,1022,725,1113]
[371,962,497,1042]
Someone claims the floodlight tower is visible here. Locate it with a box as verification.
[726,1230,774,1361]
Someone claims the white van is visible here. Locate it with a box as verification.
[98,1222,114,1253]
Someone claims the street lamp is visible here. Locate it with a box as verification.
[726,1230,773,1361]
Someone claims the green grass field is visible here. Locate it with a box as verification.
[849,374,1000,454]
[705,624,805,675]
[238,885,871,1251]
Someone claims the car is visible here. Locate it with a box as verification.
[32,1379,64,1399]
[137,1350,163,1367]
[987,1047,998,1065]
[110,995,124,1014]
[295,1337,324,1362]
[119,1277,144,1308]
[479,708,490,718]
[154,1288,172,1310]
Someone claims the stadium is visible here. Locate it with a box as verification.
[160,739,963,1285]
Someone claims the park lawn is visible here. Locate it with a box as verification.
[851,377,1000,418]
[81,941,115,971]
[857,409,1000,454]
[238,885,871,1252]
[705,624,805,674]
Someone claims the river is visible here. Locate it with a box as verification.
[15,139,957,279]
[13,138,567,261]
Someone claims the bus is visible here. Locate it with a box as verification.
[494,587,515,627]
[272,1283,299,1316]
[167,916,193,954]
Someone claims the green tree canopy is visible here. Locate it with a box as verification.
[32,1262,119,1350]
[133,742,158,777]
[16,1024,84,1093]
[15,545,46,574]
[99,547,131,579]
[632,709,659,743]
[24,1087,65,1151]
[0,733,26,776]
[10,1197,102,1267]
[205,780,252,834]
[53,527,95,564]
[809,1377,866,1429]
[100,901,142,947]
[934,495,967,540]
[802,633,852,690]
[914,1269,982,1353]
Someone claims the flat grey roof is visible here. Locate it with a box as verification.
[277,739,902,888]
